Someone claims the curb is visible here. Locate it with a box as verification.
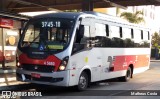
[150,60,160,62]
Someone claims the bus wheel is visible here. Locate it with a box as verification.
[119,67,132,82]
[77,72,88,91]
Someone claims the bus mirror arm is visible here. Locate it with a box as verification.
[88,40,95,47]
[79,25,84,37]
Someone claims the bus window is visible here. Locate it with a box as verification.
[94,36,112,47]
[134,29,141,47]
[141,30,150,48]
[23,25,35,42]
[21,18,74,53]
[111,37,124,47]
[72,25,90,54]
[123,27,131,39]
[80,25,90,47]
[110,26,120,38]
[95,23,106,36]
[143,31,149,41]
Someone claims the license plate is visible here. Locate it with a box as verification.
[31,73,41,78]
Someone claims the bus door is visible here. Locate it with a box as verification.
[80,18,102,81]
[71,17,102,82]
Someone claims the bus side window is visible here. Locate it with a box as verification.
[80,25,90,46]
[111,37,124,47]
[72,25,90,54]
[74,25,84,42]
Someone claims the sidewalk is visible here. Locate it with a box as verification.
[0,73,30,91]
[0,61,16,74]
[150,59,160,62]
[0,66,16,74]
[0,62,30,91]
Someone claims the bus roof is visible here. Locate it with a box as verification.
[33,12,84,19]
[32,11,150,30]
[33,11,121,20]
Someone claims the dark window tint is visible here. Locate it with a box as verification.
[120,27,122,38]
[131,29,134,39]
[141,30,143,40]
[148,31,150,40]
[106,25,109,36]
[94,36,111,47]
[111,37,124,47]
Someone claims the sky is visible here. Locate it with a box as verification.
[155,6,160,32]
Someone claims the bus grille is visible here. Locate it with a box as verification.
[24,74,63,82]
[22,64,54,73]
[27,54,48,59]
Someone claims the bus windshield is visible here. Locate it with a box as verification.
[20,18,75,52]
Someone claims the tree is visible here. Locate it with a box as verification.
[120,11,144,24]
[152,32,160,47]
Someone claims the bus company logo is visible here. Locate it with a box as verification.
[1,91,13,98]
[1,91,42,98]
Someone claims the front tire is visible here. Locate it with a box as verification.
[119,67,132,82]
[77,72,88,91]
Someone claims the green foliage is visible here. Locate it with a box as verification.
[120,11,144,24]
[152,32,160,47]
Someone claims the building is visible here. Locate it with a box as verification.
[94,5,156,28]
[0,11,29,69]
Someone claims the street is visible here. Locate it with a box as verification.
[0,62,160,99]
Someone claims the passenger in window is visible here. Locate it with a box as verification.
[51,28,57,40]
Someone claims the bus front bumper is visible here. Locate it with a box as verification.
[16,68,70,87]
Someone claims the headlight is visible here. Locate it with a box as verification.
[16,62,21,68]
[59,65,66,71]
[58,56,69,71]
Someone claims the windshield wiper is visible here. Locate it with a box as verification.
[28,34,40,46]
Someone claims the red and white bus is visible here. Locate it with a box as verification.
[16,12,151,90]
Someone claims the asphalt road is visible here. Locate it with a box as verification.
[1,62,160,99]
